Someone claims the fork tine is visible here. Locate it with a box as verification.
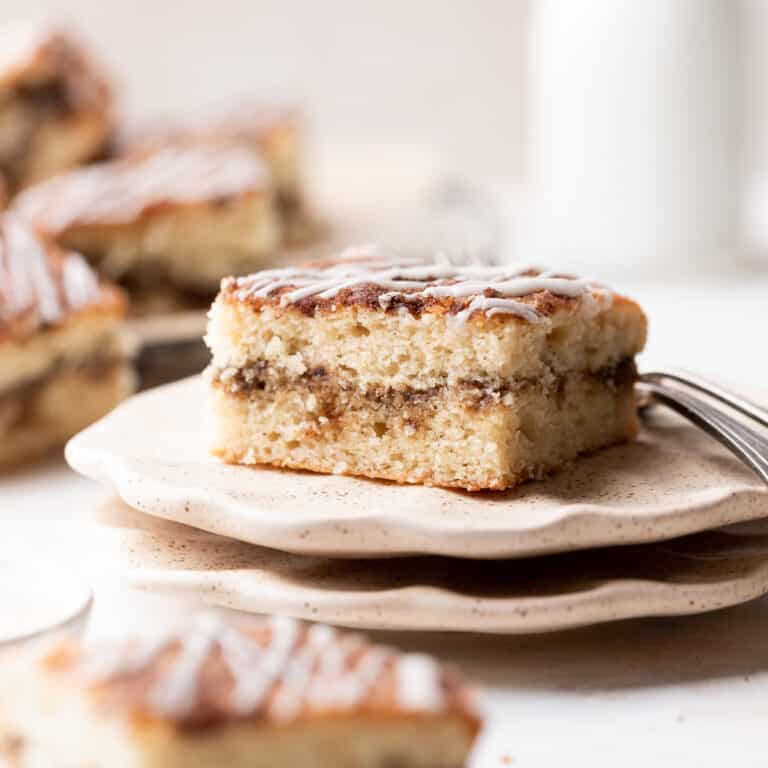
[641,369,768,430]
[637,381,768,485]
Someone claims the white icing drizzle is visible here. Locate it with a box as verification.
[61,251,101,309]
[14,145,269,233]
[230,246,611,324]
[4,215,60,322]
[149,614,220,717]
[220,614,299,714]
[268,623,338,722]
[332,646,394,708]
[305,632,366,707]
[75,615,450,723]
[0,213,103,327]
[395,654,445,712]
[423,276,588,299]
[455,295,541,323]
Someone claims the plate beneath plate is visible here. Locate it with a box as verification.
[66,377,768,559]
[81,497,768,634]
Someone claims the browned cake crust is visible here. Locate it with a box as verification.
[2,615,482,767]
[220,259,638,323]
[0,21,113,196]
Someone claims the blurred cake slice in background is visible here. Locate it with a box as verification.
[13,145,281,313]
[113,105,316,246]
[0,213,134,467]
[0,20,113,200]
[1,614,482,768]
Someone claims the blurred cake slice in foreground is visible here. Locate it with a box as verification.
[13,145,281,312]
[206,251,647,490]
[114,105,315,246]
[0,20,113,199]
[1,614,481,768]
[0,213,133,467]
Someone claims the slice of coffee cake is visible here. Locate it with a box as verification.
[0,213,133,466]
[0,21,113,197]
[2,615,481,768]
[206,253,647,491]
[13,145,280,311]
[113,105,310,244]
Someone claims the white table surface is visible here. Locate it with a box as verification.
[2,274,767,767]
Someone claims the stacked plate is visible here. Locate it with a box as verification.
[66,376,768,634]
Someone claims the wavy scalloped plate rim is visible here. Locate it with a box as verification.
[135,565,768,634]
[89,500,768,634]
[66,377,768,559]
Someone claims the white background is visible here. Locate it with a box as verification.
[3,0,768,181]
[2,0,530,178]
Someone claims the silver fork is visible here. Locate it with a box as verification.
[637,369,768,484]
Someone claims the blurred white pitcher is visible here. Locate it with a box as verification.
[525,0,739,274]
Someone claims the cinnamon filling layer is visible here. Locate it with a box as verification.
[211,358,637,416]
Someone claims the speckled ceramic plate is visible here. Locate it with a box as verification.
[66,377,768,560]
[80,498,768,634]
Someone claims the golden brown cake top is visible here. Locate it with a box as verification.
[114,104,298,157]
[40,615,481,732]
[13,145,271,234]
[222,244,619,323]
[0,213,122,342]
[0,20,111,115]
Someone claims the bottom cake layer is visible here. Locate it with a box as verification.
[0,360,134,468]
[210,366,638,491]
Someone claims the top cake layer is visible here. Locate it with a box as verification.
[0,212,123,343]
[36,615,480,733]
[13,144,271,234]
[209,250,647,389]
[0,20,111,114]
